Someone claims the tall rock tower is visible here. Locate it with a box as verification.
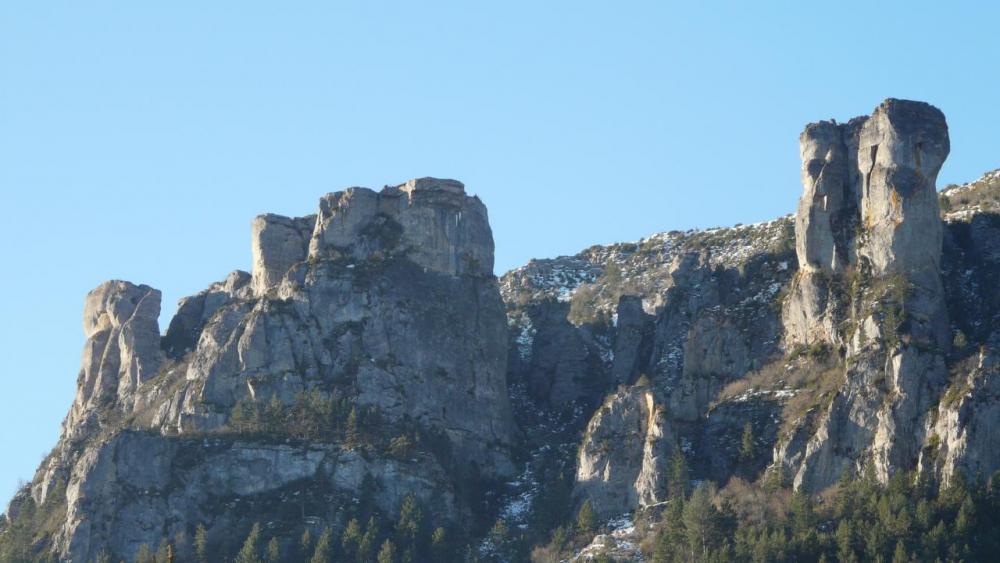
[780,99,951,490]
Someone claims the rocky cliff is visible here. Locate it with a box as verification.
[7,99,1000,562]
[5,178,517,562]
[499,99,1000,522]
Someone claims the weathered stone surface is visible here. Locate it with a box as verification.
[162,270,251,358]
[778,99,952,491]
[13,178,517,560]
[155,179,516,475]
[927,348,1000,484]
[610,295,654,386]
[308,178,494,277]
[64,281,163,441]
[575,385,672,518]
[56,432,456,563]
[251,214,314,296]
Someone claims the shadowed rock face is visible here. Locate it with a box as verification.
[779,99,952,491]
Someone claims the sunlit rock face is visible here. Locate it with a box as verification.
[64,280,163,442]
[16,178,518,562]
[778,99,952,491]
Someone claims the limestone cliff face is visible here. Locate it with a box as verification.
[779,99,952,491]
[574,386,672,519]
[158,178,514,472]
[64,281,164,441]
[13,101,1000,560]
[506,216,795,516]
[15,178,516,562]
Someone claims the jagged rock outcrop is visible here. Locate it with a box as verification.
[251,214,313,296]
[16,99,1000,561]
[778,99,952,491]
[10,178,518,562]
[926,347,1000,484]
[64,281,163,441]
[160,178,514,472]
[162,270,252,358]
[574,385,673,518]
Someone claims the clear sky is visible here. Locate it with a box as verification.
[2,1,998,506]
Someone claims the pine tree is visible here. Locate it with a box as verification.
[299,529,312,560]
[135,544,154,563]
[310,527,332,563]
[342,517,362,559]
[231,400,248,433]
[155,539,174,563]
[235,523,262,563]
[739,422,756,462]
[836,520,856,563]
[265,394,286,434]
[668,448,689,499]
[377,539,397,563]
[346,406,360,448]
[682,484,719,560]
[892,539,909,563]
[957,496,977,535]
[577,499,597,536]
[359,517,380,563]
[395,493,424,555]
[194,524,209,563]
[789,491,814,538]
[266,537,280,563]
[430,527,449,561]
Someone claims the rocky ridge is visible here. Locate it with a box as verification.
[7,100,1000,562]
[7,178,517,562]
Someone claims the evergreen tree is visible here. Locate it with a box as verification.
[836,520,857,563]
[377,539,397,563]
[235,522,262,563]
[431,526,449,561]
[264,394,286,434]
[395,493,425,557]
[892,539,909,563]
[266,537,280,563]
[310,527,332,563]
[682,483,719,560]
[342,517,362,560]
[194,524,209,563]
[346,407,360,448]
[299,528,313,560]
[739,422,756,462]
[231,400,256,433]
[653,496,686,563]
[155,539,174,563]
[668,448,690,499]
[576,499,597,536]
[957,496,977,535]
[135,544,154,563]
[789,491,815,538]
[359,517,380,563]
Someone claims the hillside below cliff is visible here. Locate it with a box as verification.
[5,100,1000,562]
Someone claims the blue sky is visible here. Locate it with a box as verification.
[2,1,998,505]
